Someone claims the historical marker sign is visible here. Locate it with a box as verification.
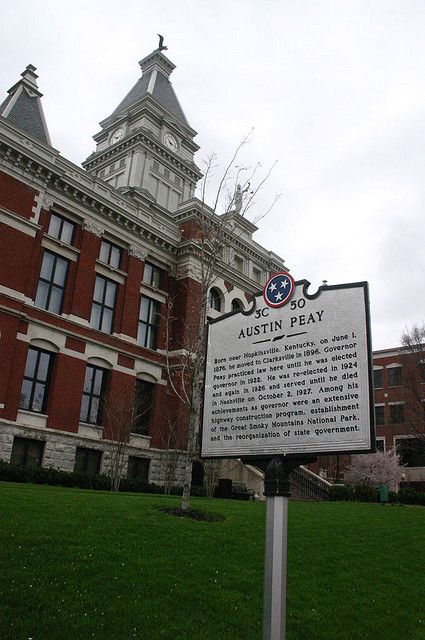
[201,279,375,459]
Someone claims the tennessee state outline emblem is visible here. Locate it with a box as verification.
[263,272,295,308]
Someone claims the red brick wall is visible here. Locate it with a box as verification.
[119,254,143,337]
[0,223,39,295]
[102,369,136,441]
[0,314,29,421]
[68,228,100,320]
[0,171,37,219]
[46,353,86,433]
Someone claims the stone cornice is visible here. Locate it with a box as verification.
[175,240,272,294]
[174,200,287,272]
[0,119,181,256]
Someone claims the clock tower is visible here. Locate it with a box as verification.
[82,47,201,212]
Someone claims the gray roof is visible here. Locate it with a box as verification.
[105,53,189,127]
[0,65,51,145]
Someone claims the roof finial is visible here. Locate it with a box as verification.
[157,34,168,51]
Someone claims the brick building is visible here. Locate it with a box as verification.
[0,48,287,485]
[315,344,425,490]
[373,345,425,489]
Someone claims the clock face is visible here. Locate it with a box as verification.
[111,129,124,144]
[163,133,178,152]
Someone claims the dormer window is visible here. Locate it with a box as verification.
[48,212,75,245]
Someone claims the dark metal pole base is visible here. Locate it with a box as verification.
[242,455,318,497]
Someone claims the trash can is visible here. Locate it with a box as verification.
[378,484,389,504]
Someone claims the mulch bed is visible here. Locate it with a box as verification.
[157,506,225,522]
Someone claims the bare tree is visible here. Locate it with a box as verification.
[317,454,348,483]
[159,416,184,495]
[165,132,280,510]
[203,459,221,498]
[400,323,425,441]
[102,386,151,492]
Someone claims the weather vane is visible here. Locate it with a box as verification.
[157,34,168,51]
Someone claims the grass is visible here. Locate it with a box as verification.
[0,484,424,640]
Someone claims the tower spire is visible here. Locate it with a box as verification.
[0,65,51,145]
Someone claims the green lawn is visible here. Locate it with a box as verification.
[0,483,424,640]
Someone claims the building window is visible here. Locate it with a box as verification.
[209,288,221,312]
[99,239,122,269]
[127,456,150,480]
[10,436,45,467]
[231,299,242,312]
[143,261,164,289]
[19,347,53,413]
[376,439,385,453]
[137,297,160,349]
[390,403,405,424]
[74,447,102,475]
[419,361,425,383]
[396,438,425,468]
[373,369,383,389]
[388,366,402,387]
[375,405,385,426]
[35,251,69,314]
[48,212,75,245]
[90,275,117,333]
[80,365,107,425]
[132,379,154,435]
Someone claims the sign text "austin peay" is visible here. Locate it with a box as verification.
[201,276,375,458]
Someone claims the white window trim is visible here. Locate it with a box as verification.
[140,284,167,304]
[95,260,126,284]
[42,236,79,261]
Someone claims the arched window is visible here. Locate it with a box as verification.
[209,288,221,312]
[231,299,243,312]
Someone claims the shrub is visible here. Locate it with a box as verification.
[328,483,380,503]
[397,488,425,506]
[0,461,110,491]
[352,484,379,503]
[329,485,353,501]
[119,478,164,494]
[0,461,189,495]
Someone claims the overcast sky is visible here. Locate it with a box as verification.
[1,0,424,350]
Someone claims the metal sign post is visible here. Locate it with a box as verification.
[263,458,291,640]
[264,493,288,640]
[260,457,313,640]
